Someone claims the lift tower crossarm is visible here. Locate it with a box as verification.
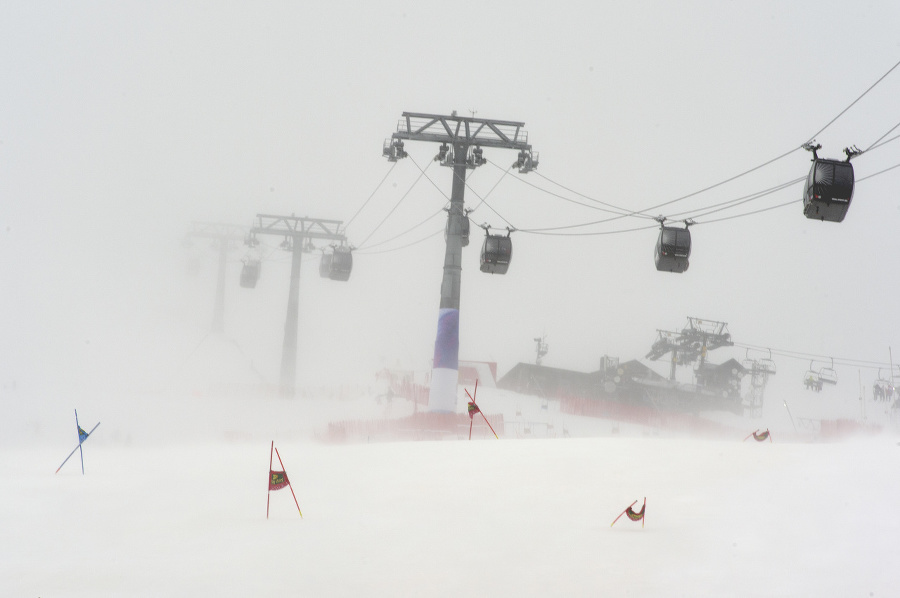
[187,222,247,240]
[252,214,347,242]
[250,213,348,398]
[392,112,532,150]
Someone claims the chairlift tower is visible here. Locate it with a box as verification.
[743,359,775,419]
[646,317,733,381]
[184,222,247,334]
[250,214,347,398]
[383,112,538,412]
[534,335,549,366]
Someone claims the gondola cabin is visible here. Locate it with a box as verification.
[327,247,353,281]
[654,226,691,273]
[445,212,470,247]
[803,158,854,222]
[480,234,512,275]
[319,252,332,278]
[240,259,261,288]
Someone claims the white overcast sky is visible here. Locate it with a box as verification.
[2,1,900,394]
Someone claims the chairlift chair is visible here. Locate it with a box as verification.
[480,228,513,275]
[873,370,893,401]
[803,361,823,391]
[654,220,692,273]
[758,349,776,375]
[801,143,859,223]
[818,358,838,386]
[804,371,823,392]
[818,367,838,385]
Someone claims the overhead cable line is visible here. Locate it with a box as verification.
[691,198,801,226]
[359,159,518,255]
[462,179,517,230]
[489,160,656,221]
[673,177,805,221]
[356,158,433,249]
[520,222,660,237]
[691,159,900,225]
[866,132,900,153]
[804,56,900,144]
[508,128,900,234]
[355,228,443,255]
[408,152,454,201]
[343,162,397,231]
[532,168,652,218]
[360,154,476,252]
[500,58,900,232]
[734,342,897,370]
[359,152,515,254]
[864,120,900,152]
[468,162,514,215]
[519,157,900,235]
[359,204,447,251]
[857,161,900,182]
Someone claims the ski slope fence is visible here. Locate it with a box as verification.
[559,396,738,438]
[320,412,505,443]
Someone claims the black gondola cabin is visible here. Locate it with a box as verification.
[655,226,691,273]
[240,259,261,288]
[803,158,854,222]
[328,247,353,281]
[319,253,332,278]
[480,234,512,275]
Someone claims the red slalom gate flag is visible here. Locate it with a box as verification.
[269,469,289,491]
[743,428,773,442]
[267,441,302,519]
[611,497,646,528]
[465,380,499,440]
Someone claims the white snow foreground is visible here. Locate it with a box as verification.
[3,390,899,597]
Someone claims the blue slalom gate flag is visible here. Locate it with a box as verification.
[56,410,100,475]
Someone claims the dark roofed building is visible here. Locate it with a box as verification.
[497,363,598,399]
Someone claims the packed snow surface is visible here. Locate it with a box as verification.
[3,390,899,597]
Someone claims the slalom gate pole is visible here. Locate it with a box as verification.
[275,446,302,518]
[55,421,100,474]
[465,388,498,440]
[610,500,638,527]
[480,411,499,440]
[743,430,759,442]
[75,410,84,475]
[267,441,274,519]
